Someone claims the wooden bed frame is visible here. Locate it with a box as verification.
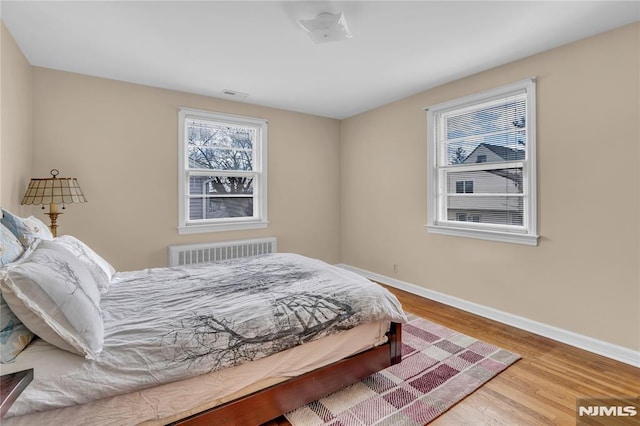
[169,322,402,426]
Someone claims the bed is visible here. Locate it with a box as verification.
[0,212,406,425]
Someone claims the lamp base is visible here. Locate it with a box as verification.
[45,212,61,237]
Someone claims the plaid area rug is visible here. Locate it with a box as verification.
[285,314,521,426]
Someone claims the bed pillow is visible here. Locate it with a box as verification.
[56,235,115,294]
[1,223,24,266]
[1,208,53,248]
[0,293,34,363]
[0,225,34,363]
[0,240,104,359]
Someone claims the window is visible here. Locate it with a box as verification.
[178,108,268,234]
[457,213,481,222]
[426,78,538,245]
[456,180,474,194]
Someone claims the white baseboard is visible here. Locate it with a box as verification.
[337,263,640,368]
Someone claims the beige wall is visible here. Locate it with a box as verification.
[29,69,342,270]
[0,22,32,214]
[341,22,640,351]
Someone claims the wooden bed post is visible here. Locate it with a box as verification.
[389,322,402,365]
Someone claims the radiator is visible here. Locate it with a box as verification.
[168,237,277,267]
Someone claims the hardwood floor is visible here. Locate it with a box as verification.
[265,285,639,426]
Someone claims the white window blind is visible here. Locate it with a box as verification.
[426,79,538,245]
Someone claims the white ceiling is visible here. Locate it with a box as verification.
[2,1,639,119]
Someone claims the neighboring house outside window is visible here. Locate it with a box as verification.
[426,78,538,245]
[178,108,268,234]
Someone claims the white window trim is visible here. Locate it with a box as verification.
[425,78,538,246]
[178,107,269,234]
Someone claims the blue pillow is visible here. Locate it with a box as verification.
[0,292,34,363]
[0,224,34,362]
[1,208,53,248]
[1,223,24,266]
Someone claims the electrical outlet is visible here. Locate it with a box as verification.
[393,264,399,273]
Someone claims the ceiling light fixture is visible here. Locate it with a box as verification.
[298,12,352,44]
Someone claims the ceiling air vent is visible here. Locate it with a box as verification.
[222,89,250,98]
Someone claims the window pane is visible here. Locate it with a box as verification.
[187,118,255,171]
[464,181,474,194]
[188,147,253,171]
[446,131,526,166]
[447,195,524,226]
[189,197,254,220]
[189,175,254,195]
[446,168,523,194]
[446,167,524,226]
[446,97,526,139]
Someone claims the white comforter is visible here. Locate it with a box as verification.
[6,253,406,418]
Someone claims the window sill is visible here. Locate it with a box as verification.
[425,224,538,246]
[178,220,269,234]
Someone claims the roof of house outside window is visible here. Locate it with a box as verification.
[464,143,525,163]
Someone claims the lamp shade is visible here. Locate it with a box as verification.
[21,169,87,206]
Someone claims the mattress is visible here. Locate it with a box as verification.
[2,320,390,425]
